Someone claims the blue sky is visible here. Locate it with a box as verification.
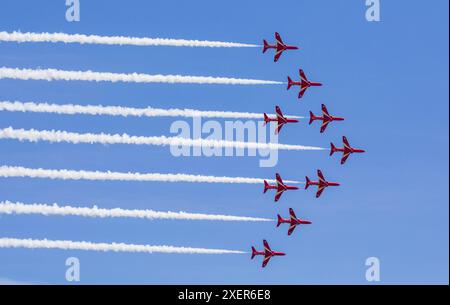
[0,0,448,284]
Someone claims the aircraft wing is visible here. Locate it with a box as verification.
[287,224,297,236]
[316,186,325,198]
[273,50,283,62]
[321,104,330,116]
[289,208,297,220]
[262,255,271,268]
[275,32,284,45]
[320,120,330,133]
[298,86,308,99]
[317,170,325,182]
[275,106,284,118]
[343,136,351,149]
[341,152,351,165]
[263,240,271,252]
[276,173,284,186]
[275,122,285,135]
[274,189,284,202]
[299,69,308,82]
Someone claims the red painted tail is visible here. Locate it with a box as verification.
[277,215,283,227]
[263,40,269,53]
[330,143,337,156]
[287,76,294,90]
[263,113,270,126]
[263,180,270,193]
[251,246,257,259]
[309,111,315,125]
[305,176,311,189]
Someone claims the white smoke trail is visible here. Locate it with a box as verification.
[0,238,245,254]
[0,31,259,48]
[0,201,272,222]
[0,166,301,185]
[0,100,302,120]
[0,67,283,85]
[0,127,324,151]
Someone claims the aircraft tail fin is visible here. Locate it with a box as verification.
[263,40,269,53]
[305,176,311,189]
[287,76,294,90]
[309,111,315,125]
[263,113,270,126]
[251,247,257,259]
[263,180,270,193]
[277,215,283,227]
[330,143,337,156]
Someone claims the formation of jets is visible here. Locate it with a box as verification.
[252,33,365,268]
[263,104,345,135]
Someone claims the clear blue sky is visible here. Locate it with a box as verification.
[0,0,448,284]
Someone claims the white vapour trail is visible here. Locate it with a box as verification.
[0,201,272,222]
[0,67,282,85]
[0,127,324,151]
[0,166,301,185]
[0,100,302,120]
[0,238,245,254]
[0,31,259,48]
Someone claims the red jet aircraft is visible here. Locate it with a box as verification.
[305,170,340,198]
[263,32,299,62]
[309,104,344,133]
[263,106,299,134]
[330,136,366,165]
[287,69,322,99]
[277,208,312,236]
[264,173,299,202]
[251,240,286,268]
